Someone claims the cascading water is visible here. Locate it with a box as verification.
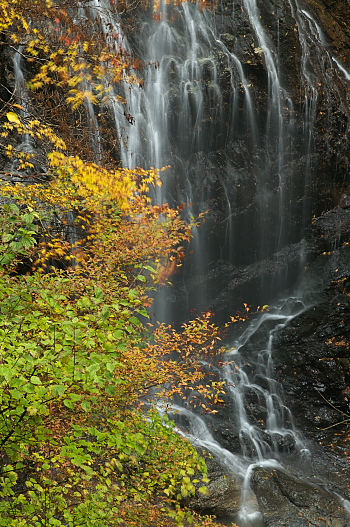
[102,0,337,320]
[158,294,315,525]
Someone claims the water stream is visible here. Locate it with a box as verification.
[159,294,313,525]
[108,0,325,318]
[11,47,34,172]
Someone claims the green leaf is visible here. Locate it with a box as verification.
[144,265,157,273]
[2,234,14,243]
[68,393,82,402]
[63,399,74,409]
[10,388,23,399]
[136,308,149,318]
[50,385,66,397]
[87,363,100,375]
[106,362,116,373]
[1,253,14,265]
[81,400,91,412]
[30,376,42,385]
[129,316,141,327]
[95,288,104,301]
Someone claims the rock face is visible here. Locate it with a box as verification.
[172,200,350,322]
[273,242,350,454]
[190,475,241,516]
[250,467,350,527]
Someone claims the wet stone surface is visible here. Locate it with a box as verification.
[273,248,350,447]
[250,467,350,527]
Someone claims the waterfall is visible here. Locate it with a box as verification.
[9,0,350,522]
[101,0,337,320]
[289,0,350,199]
[71,1,350,522]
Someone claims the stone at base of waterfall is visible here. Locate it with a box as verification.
[250,466,350,527]
[187,473,258,517]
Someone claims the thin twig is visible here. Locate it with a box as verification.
[317,418,350,431]
[315,388,350,430]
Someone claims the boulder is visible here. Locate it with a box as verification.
[250,466,350,527]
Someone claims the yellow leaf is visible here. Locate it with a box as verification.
[198,486,209,495]
[6,112,21,124]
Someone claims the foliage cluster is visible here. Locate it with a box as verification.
[0,1,233,526]
[0,0,144,167]
[0,192,226,527]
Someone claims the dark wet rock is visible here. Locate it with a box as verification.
[188,472,242,517]
[273,244,350,447]
[269,432,296,453]
[250,466,350,527]
[210,423,242,454]
[309,199,350,250]
[268,241,350,510]
[172,198,350,324]
[187,456,258,519]
[339,194,350,210]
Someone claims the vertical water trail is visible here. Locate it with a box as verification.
[159,404,248,477]
[223,303,306,462]
[12,47,33,164]
[13,47,29,120]
[135,0,225,173]
[213,37,258,151]
[84,88,103,162]
[286,1,349,232]
[288,4,320,226]
[84,0,134,166]
[242,0,294,257]
[332,58,350,81]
